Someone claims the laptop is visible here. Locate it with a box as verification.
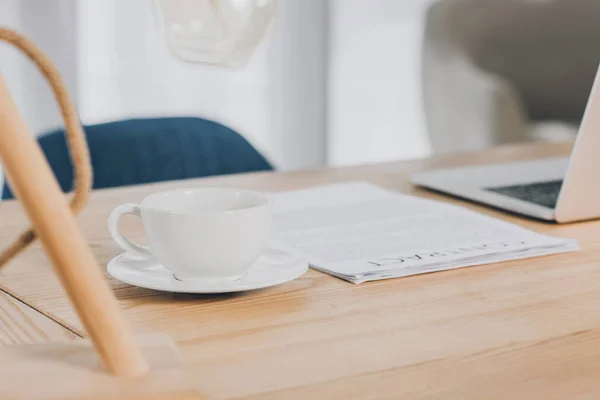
[411,66,600,224]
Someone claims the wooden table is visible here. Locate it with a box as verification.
[2,141,600,399]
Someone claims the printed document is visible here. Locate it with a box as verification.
[269,182,579,284]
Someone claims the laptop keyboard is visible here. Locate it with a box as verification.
[485,180,563,209]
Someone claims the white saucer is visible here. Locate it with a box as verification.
[107,247,308,294]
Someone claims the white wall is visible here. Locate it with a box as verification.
[328,0,433,166]
[266,0,329,170]
[0,0,78,136]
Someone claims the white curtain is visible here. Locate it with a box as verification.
[0,0,432,195]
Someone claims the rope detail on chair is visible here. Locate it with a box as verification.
[0,28,92,268]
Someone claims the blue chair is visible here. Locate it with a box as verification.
[2,117,273,200]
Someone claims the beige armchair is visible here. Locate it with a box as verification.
[422,0,600,154]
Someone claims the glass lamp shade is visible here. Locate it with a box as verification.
[153,0,277,68]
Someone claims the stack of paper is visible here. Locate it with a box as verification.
[268,182,579,284]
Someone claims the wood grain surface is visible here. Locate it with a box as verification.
[4,141,600,399]
[0,290,77,346]
[0,333,202,400]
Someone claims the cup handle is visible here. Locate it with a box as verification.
[108,204,153,259]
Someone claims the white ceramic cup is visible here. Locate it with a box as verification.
[108,188,271,281]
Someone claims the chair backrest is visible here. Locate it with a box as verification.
[2,117,273,200]
[441,0,600,123]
